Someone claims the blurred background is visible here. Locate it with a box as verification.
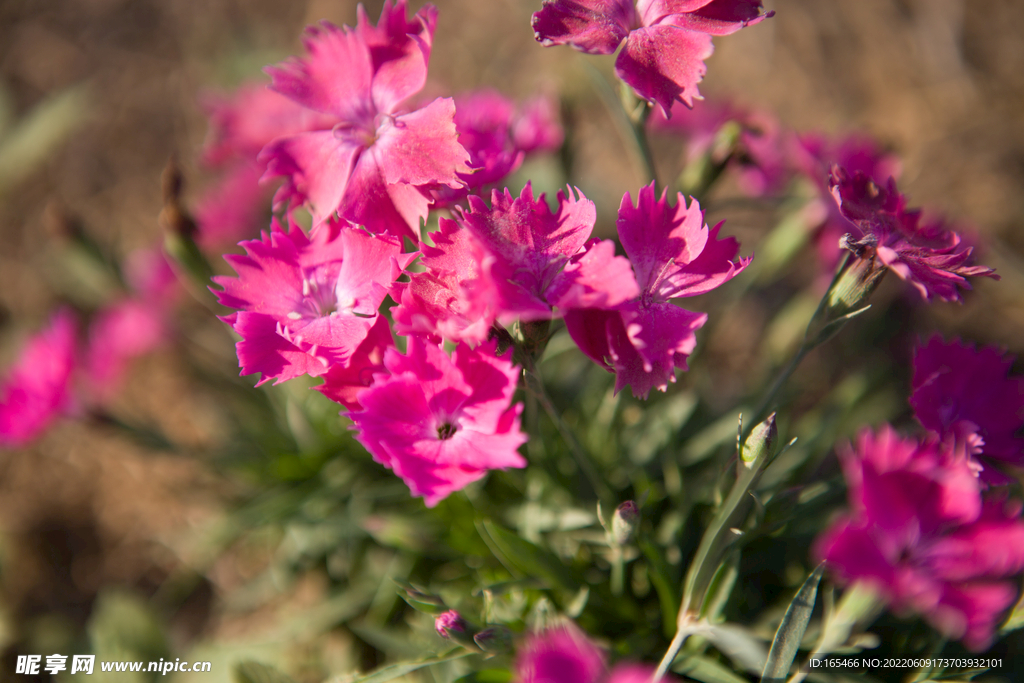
[0,0,1022,680]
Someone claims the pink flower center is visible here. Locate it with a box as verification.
[291,269,345,320]
[436,421,457,440]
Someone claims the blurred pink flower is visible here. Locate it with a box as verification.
[566,183,749,398]
[815,426,1024,650]
[213,219,415,385]
[261,1,472,240]
[434,610,466,638]
[432,89,564,206]
[911,336,1024,485]
[533,0,772,116]
[0,309,78,447]
[515,622,606,683]
[829,167,996,302]
[349,337,526,507]
[84,299,167,403]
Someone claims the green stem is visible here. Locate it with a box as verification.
[582,60,658,187]
[611,545,625,597]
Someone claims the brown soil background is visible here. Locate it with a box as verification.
[0,0,1022,673]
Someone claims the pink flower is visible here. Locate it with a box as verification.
[0,309,78,447]
[829,166,997,302]
[815,426,1024,650]
[911,336,1024,485]
[313,315,394,411]
[393,183,638,343]
[533,0,772,116]
[391,216,498,345]
[565,183,749,398]
[607,664,672,683]
[194,163,270,247]
[514,622,606,683]
[431,90,564,206]
[213,219,415,386]
[349,337,527,507]
[458,184,639,321]
[261,1,472,240]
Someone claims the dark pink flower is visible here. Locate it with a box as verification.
[566,183,749,398]
[911,336,1024,485]
[514,622,606,683]
[261,1,472,240]
[458,184,639,322]
[607,664,672,683]
[349,337,527,507]
[213,219,415,386]
[533,0,772,116]
[829,167,996,302]
[0,309,78,447]
[815,426,1024,650]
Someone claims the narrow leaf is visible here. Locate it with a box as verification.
[477,519,575,592]
[329,650,472,683]
[762,563,825,683]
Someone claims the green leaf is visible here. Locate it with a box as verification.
[234,661,296,683]
[328,649,472,683]
[639,540,679,638]
[477,519,575,592]
[762,562,824,683]
[673,654,748,683]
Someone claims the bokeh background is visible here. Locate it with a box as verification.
[1,0,1022,680]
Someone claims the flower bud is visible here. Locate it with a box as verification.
[610,501,640,546]
[434,610,468,639]
[473,625,513,654]
[740,412,778,470]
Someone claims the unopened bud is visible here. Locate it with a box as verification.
[473,625,513,654]
[740,413,778,470]
[434,610,467,639]
[610,501,640,546]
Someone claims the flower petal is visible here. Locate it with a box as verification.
[616,24,713,115]
[532,0,637,54]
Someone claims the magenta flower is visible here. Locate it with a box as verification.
[533,0,772,116]
[514,622,606,683]
[815,426,1024,650]
[911,336,1024,485]
[0,309,78,447]
[349,337,527,507]
[313,315,394,411]
[458,184,639,321]
[829,166,997,302]
[261,1,472,240]
[607,664,672,683]
[393,183,638,343]
[391,216,499,345]
[566,183,749,398]
[213,219,415,386]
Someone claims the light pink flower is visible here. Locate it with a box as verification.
[514,622,606,683]
[815,426,1024,650]
[829,167,996,302]
[261,1,472,240]
[213,219,415,385]
[911,336,1024,485]
[349,337,526,507]
[194,162,269,247]
[434,610,467,638]
[566,183,749,398]
[0,309,78,447]
[533,0,772,116]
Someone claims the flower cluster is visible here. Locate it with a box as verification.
[210,2,752,501]
[817,335,1024,650]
